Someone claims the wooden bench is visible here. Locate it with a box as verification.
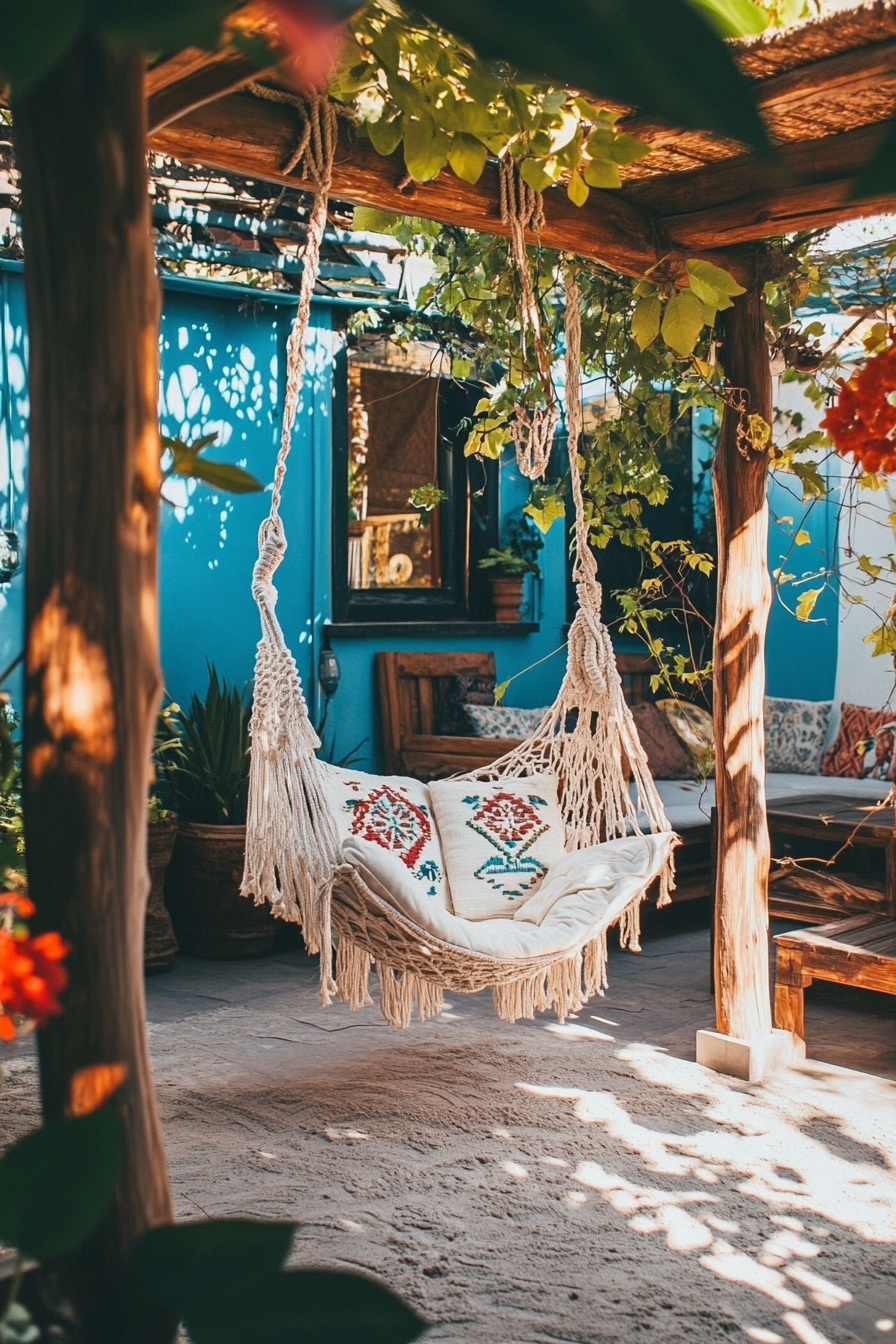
[774,914,896,1046]
[376,650,522,781]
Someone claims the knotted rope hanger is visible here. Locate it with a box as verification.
[499,156,561,480]
[241,94,343,1003]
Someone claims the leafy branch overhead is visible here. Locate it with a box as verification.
[332,0,777,202]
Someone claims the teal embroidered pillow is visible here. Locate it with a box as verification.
[429,774,566,920]
[764,697,832,775]
[325,766,449,909]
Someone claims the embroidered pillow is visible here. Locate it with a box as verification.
[325,766,449,908]
[465,704,551,739]
[655,699,715,776]
[821,703,896,780]
[429,774,566,920]
[764,697,832,774]
[436,672,496,736]
[630,702,695,779]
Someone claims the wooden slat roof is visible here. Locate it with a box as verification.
[146,1,896,281]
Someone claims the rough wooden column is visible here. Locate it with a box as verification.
[15,33,174,1341]
[713,285,773,1039]
[696,284,803,1081]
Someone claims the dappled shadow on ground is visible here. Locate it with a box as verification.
[4,917,894,1343]
[518,1038,896,1344]
[127,931,896,1344]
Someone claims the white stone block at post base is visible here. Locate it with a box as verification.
[696,1028,806,1082]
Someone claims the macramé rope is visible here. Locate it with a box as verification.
[241,95,343,1004]
[499,156,560,480]
[241,121,677,1024]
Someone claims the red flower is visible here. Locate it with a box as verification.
[0,928,70,1034]
[0,891,35,920]
[821,341,896,474]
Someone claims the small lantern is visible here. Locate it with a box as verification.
[0,528,20,583]
[318,643,341,700]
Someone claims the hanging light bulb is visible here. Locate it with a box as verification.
[0,527,18,583]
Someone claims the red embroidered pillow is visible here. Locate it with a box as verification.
[820,702,896,780]
[325,766,449,908]
[630,702,695,779]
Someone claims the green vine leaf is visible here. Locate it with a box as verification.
[685,259,746,311]
[447,132,488,183]
[368,115,405,157]
[403,112,451,181]
[566,169,589,207]
[524,492,566,532]
[661,289,705,357]
[583,158,622,190]
[631,295,662,351]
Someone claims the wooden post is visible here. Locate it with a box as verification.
[696,284,803,1081]
[15,34,174,1340]
[712,285,773,1041]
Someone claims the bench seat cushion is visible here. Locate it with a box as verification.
[646,772,891,831]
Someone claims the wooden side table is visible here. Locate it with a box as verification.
[766,793,895,923]
[774,914,896,1045]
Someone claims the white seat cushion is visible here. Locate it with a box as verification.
[342,831,677,962]
[642,772,892,832]
[324,765,449,909]
[429,774,566,920]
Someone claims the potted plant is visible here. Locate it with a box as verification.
[144,701,182,974]
[477,518,543,622]
[162,666,276,959]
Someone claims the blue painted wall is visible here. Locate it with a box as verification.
[765,464,840,701]
[157,282,334,713]
[0,264,28,706]
[5,256,839,759]
[0,262,568,768]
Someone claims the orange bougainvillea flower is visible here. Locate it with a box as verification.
[821,341,896,475]
[0,890,35,919]
[0,928,70,1030]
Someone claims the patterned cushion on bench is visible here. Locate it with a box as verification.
[436,672,496,736]
[465,704,551,739]
[764,697,832,775]
[821,702,896,780]
[630,702,695,779]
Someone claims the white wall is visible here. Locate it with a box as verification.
[774,365,896,714]
[834,470,896,710]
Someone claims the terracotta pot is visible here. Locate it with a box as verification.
[145,815,179,974]
[490,574,525,622]
[164,822,277,959]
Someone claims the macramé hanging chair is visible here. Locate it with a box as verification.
[240,96,678,1028]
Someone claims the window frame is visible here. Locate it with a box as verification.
[331,345,499,626]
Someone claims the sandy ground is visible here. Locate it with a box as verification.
[2,906,895,1344]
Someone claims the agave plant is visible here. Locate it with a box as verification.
[163,666,252,826]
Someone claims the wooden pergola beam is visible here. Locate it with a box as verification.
[146,48,272,134]
[629,122,896,250]
[148,92,765,282]
[619,35,896,159]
